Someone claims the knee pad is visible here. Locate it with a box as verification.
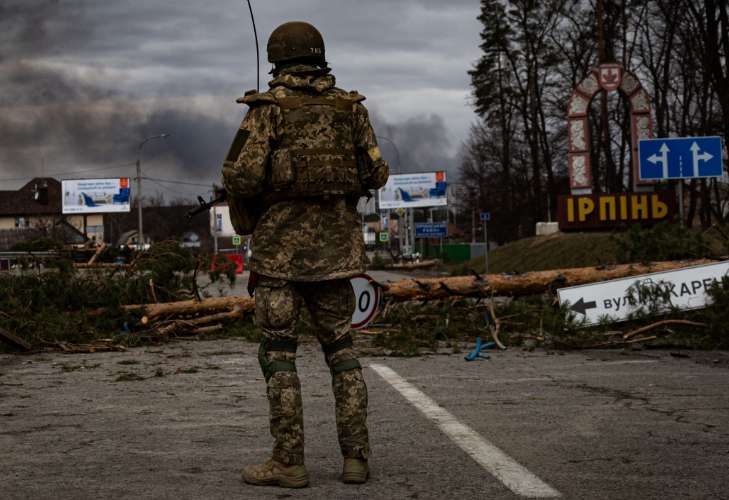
[258,338,298,382]
[322,335,361,376]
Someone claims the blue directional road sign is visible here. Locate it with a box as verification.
[415,223,448,239]
[639,136,724,180]
[479,211,491,222]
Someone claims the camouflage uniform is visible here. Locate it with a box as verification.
[223,65,388,467]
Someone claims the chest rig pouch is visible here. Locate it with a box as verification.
[270,94,362,198]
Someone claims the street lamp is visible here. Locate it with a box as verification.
[376,135,401,174]
[136,133,170,250]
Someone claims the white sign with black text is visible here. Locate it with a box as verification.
[350,274,380,329]
[557,261,729,325]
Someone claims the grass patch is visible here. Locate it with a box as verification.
[451,223,728,275]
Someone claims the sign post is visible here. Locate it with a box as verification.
[558,261,729,325]
[639,136,725,227]
[350,274,380,329]
[480,211,491,274]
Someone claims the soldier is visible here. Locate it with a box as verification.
[222,21,389,488]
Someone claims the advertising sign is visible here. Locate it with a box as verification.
[558,261,729,325]
[415,223,448,239]
[557,191,676,231]
[62,178,131,214]
[210,205,237,237]
[378,172,447,209]
[639,136,724,180]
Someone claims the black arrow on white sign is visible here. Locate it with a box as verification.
[570,297,597,315]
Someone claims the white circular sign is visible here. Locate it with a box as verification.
[350,274,380,329]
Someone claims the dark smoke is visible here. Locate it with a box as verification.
[371,112,460,180]
[0,0,238,190]
[0,0,464,194]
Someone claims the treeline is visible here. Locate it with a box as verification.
[462,0,729,244]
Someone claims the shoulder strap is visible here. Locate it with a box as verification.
[348,90,366,103]
[236,89,278,106]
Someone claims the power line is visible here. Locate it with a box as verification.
[141,177,216,188]
[0,161,136,183]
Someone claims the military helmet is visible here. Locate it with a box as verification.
[267,21,325,64]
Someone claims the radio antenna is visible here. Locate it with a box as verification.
[245,0,261,91]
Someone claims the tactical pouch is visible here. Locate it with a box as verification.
[290,149,361,196]
[270,149,295,189]
[228,196,261,235]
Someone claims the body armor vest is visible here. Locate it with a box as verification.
[268,94,363,198]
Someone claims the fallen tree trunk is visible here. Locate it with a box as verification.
[99,258,720,326]
[84,295,255,320]
[380,258,720,301]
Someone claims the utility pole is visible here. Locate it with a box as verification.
[136,134,170,250]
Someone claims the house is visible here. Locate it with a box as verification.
[104,205,214,252]
[0,178,100,243]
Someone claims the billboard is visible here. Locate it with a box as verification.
[378,171,447,209]
[62,178,131,214]
[210,205,237,237]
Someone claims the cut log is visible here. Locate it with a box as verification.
[156,309,245,336]
[139,296,254,320]
[382,258,719,302]
[0,327,32,351]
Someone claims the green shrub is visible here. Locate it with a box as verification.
[612,222,712,263]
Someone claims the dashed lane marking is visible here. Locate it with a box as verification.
[370,363,561,498]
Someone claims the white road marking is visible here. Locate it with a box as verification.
[370,363,561,498]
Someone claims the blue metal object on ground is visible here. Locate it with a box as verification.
[464,336,495,361]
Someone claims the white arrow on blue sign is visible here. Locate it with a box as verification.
[639,136,724,180]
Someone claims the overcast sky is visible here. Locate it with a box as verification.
[0,0,482,200]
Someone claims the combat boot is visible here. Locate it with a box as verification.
[241,459,309,488]
[342,457,369,484]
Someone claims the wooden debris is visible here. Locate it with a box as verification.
[622,319,708,340]
[385,259,440,270]
[0,327,32,351]
[55,342,126,353]
[156,309,245,336]
[486,299,507,350]
[74,262,130,270]
[190,324,224,335]
[87,243,107,266]
[148,279,159,303]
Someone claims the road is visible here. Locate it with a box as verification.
[1,341,728,499]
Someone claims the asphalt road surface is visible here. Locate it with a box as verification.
[1,340,728,499]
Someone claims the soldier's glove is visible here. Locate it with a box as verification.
[247,271,259,297]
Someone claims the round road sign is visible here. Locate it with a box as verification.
[350,274,380,329]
